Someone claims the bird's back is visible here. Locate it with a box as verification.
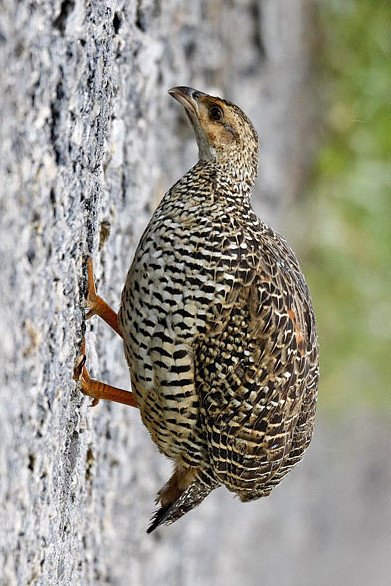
[195,217,318,500]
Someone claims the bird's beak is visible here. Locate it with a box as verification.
[168,86,206,118]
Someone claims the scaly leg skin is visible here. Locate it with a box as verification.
[73,260,137,408]
[74,340,137,408]
[85,258,123,338]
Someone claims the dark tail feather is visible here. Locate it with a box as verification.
[147,480,217,534]
[147,502,175,534]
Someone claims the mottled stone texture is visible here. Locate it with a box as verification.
[3,1,375,585]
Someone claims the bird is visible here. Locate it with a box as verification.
[74,86,319,533]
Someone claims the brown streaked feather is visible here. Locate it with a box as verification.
[196,244,317,500]
[118,87,318,531]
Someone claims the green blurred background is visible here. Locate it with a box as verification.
[295,0,391,412]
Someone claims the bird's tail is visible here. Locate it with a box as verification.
[147,467,218,533]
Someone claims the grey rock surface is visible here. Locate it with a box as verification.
[2,1,390,585]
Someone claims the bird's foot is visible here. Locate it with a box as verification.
[73,339,138,408]
[73,340,100,406]
[84,258,99,320]
[83,258,122,337]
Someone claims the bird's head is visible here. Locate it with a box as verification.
[169,86,259,186]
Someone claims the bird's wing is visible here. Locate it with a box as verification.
[196,233,317,500]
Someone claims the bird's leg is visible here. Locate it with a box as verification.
[73,340,137,408]
[85,258,123,338]
[73,260,137,408]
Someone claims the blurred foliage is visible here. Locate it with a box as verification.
[297,0,391,411]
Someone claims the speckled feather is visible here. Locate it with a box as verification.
[118,88,319,531]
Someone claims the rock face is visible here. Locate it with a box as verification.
[0,1,320,584]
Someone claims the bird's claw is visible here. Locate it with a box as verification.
[73,340,100,407]
[84,258,98,320]
[73,352,86,381]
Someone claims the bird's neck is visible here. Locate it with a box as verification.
[198,156,257,203]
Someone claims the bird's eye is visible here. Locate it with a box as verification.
[209,105,223,122]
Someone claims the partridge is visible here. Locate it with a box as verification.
[74,87,319,533]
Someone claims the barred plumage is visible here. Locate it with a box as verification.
[75,87,318,532]
[118,87,319,531]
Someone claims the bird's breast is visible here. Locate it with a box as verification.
[118,213,238,462]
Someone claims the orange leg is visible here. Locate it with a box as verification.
[74,341,137,408]
[73,260,137,408]
[85,258,123,338]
